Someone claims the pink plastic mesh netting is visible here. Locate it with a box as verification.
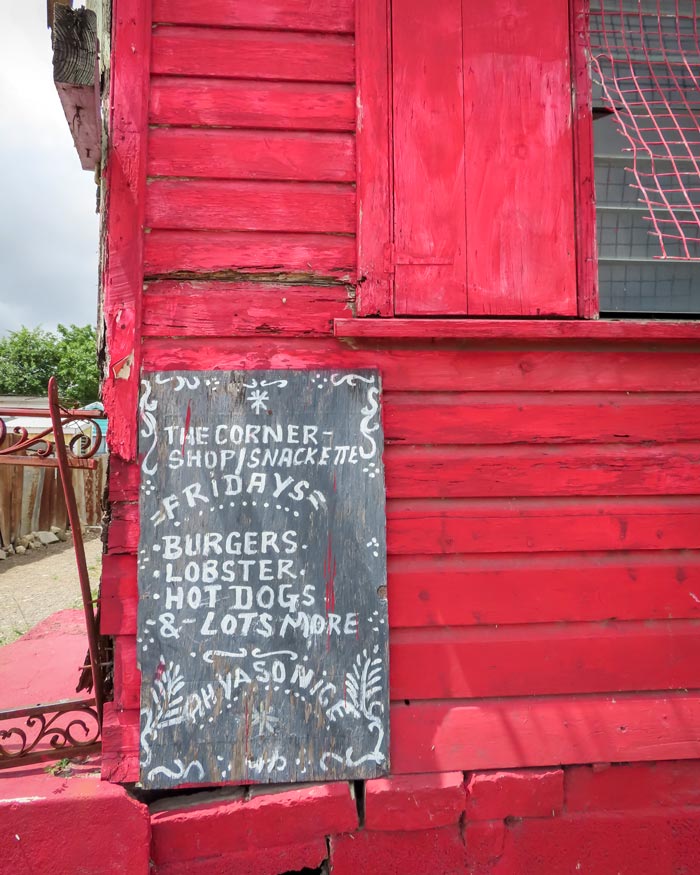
[588,1,700,259]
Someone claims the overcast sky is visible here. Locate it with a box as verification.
[0,1,99,336]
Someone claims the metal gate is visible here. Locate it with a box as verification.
[0,378,106,766]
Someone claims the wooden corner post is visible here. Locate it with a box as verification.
[102,0,152,461]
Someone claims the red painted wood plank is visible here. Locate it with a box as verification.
[142,282,351,336]
[108,456,141,502]
[462,0,577,316]
[101,553,137,637]
[144,230,355,279]
[115,616,700,712]
[102,704,139,778]
[571,0,599,318]
[391,0,467,315]
[384,444,700,498]
[388,552,700,627]
[355,0,392,315]
[390,692,700,773]
[151,27,355,82]
[390,620,700,700]
[141,342,700,393]
[102,751,140,783]
[149,77,355,130]
[102,0,151,460]
[334,318,700,341]
[383,392,700,446]
[114,636,141,710]
[104,692,700,774]
[152,0,354,32]
[148,129,355,183]
[101,549,700,637]
[387,498,700,555]
[108,502,139,554]
[145,180,355,233]
[111,497,700,556]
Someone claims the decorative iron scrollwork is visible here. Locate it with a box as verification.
[0,409,103,462]
[0,699,100,767]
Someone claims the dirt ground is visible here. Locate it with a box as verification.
[0,533,103,646]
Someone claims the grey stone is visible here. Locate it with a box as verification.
[35,531,60,546]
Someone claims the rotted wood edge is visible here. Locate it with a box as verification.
[50,3,101,170]
[100,0,151,462]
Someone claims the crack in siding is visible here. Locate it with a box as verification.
[144,270,355,288]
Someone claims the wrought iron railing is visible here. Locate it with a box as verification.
[0,700,100,767]
[0,377,107,768]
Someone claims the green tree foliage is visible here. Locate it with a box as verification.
[55,324,101,407]
[0,324,99,406]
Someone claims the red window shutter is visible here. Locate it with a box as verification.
[391,0,468,315]
[462,0,577,316]
[383,0,578,317]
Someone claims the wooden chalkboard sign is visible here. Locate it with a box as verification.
[137,370,388,789]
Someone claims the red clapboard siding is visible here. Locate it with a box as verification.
[100,550,700,637]
[146,180,355,233]
[104,692,700,776]
[388,552,700,627]
[148,129,355,183]
[151,27,355,82]
[391,0,467,315]
[142,282,351,336]
[109,618,700,708]
[389,692,700,773]
[390,620,700,700]
[462,0,577,315]
[387,498,700,555]
[383,392,700,445]
[111,498,700,556]
[144,230,355,279]
[149,78,356,130]
[384,444,700,498]
[141,343,700,393]
[152,0,354,32]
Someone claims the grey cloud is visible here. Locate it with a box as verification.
[0,2,99,335]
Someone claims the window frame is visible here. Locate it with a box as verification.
[353,0,700,326]
[355,0,599,320]
[355,0,393,317]
[571,0,599,318]
[587,0,700,316]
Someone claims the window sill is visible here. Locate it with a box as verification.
[334,318,700,342]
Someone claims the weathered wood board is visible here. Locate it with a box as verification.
[137,370,388,788]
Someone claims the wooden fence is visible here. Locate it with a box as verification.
[0,441,106,546]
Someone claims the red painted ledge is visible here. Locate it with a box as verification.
[334,318,700,342]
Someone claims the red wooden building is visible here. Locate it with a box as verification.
[94,0,700,870]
